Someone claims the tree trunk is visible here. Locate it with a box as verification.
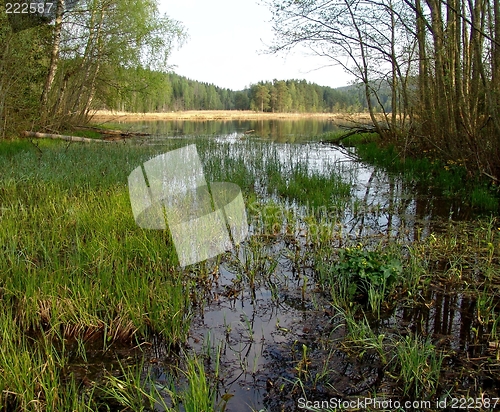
[22,131,111,143]
[415,0,430,140]
[40,0,65,114]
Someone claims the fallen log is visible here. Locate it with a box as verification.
[22,131,112,143]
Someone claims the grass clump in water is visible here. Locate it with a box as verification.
[269,167,351,210]
[395,334,443,398]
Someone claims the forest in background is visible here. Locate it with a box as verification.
[0,0,376,140]
[107,70,374,113]
[0,0,186,136]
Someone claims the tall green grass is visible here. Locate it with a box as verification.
[345,136,498,211]
[0,139,194,409]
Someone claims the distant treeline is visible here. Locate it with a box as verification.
[1,0,395,139]
[105,68,372,113]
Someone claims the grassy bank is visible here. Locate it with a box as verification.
[328,131,500,212]
[0,139,191,409]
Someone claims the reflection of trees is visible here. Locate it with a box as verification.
[134,119,342,141]
[397,287,480,355]
[195,281,285,398]
[348,167,473,242]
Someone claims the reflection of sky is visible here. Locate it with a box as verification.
[136,121,472,244]
[253,141,467,242]
[275,143,349,175]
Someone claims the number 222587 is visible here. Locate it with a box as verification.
[5,3,54,14]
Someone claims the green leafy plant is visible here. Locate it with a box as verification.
[335,245,401,299]
[318,245,402,314]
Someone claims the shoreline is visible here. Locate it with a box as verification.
[90,109,373,123]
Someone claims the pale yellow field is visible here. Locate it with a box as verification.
[90,109,374,123]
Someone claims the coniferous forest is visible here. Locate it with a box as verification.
[107,71,368,114]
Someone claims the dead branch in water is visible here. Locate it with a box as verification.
[321,124,383,144]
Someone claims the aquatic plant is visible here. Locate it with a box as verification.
[316,245,402,315]
[2,129,499,410]
[395,334,443,398]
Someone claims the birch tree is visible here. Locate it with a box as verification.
[42,0,186,125]
[268,0,500,179]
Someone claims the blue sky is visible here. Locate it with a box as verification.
[159,0,353,91]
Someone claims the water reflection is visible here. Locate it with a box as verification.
[119,118,342,142]
[393,287,479,354]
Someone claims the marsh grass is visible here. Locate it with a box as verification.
[3,133,500,410]
[346,136,499,211]
[97,351,224,412]
[0,139,194,409]
[1,176,189,340]
[268,165,351,209]
[340,310,443,400]
[342,310,388,363]
[0,136,354,409]
[0,315,93,411]
[307,217,499,405]
[231,238,279,289]
[321,131,379,146]
[199,139,354,210]
[395,334,443,398]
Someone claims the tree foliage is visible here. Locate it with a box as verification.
[267,0,500,179]
[248,79,362,112]
[45,0,186,125]
[0,0,186,133]
[0,6,52,137]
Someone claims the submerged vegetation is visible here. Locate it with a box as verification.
[1,128,499,410]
